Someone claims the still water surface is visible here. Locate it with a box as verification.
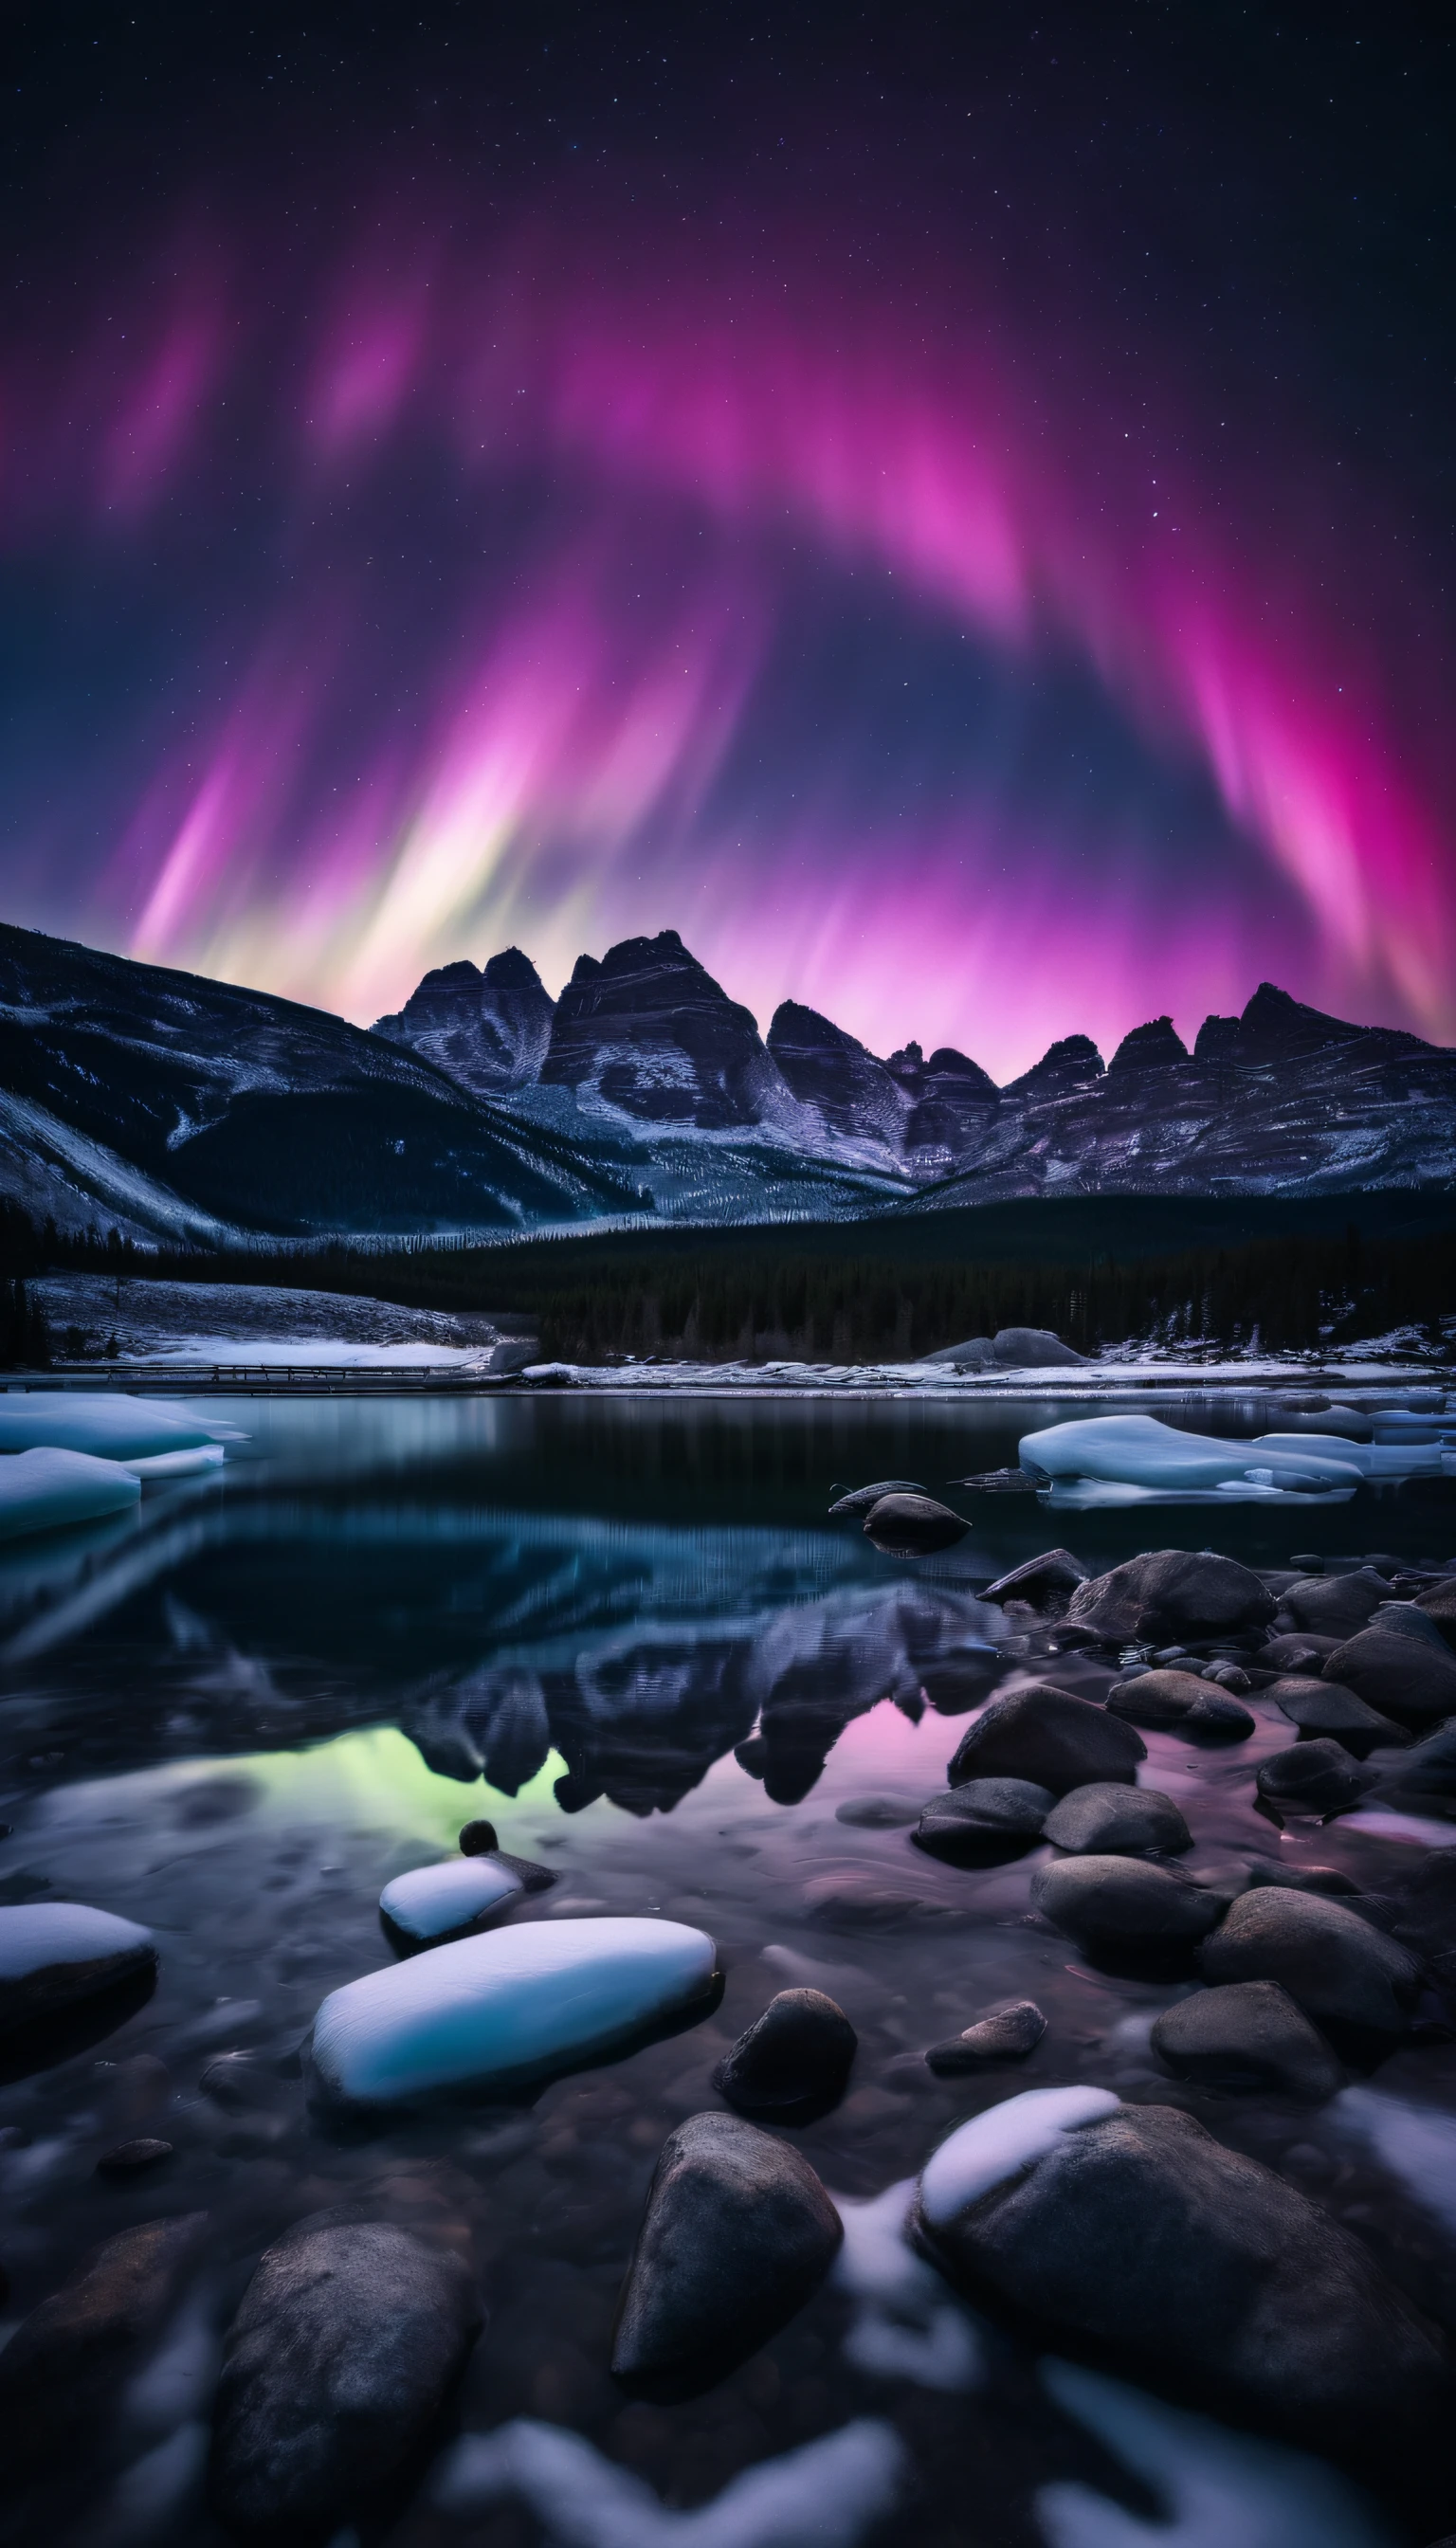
[2,1392,1455,2547]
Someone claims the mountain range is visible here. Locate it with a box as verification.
[0,918,1449,1241]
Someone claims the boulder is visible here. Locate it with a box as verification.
[97,2137,173,2177]
[1320,1627,1456,1727]
[1270,1676,1407,1757]
[1042,1782,1191,1857]
[913,1778,1053,1866]
[1066,1550,1275,1645]
[982,1548,1089,1608]
[1150,1981,1343,2100]
[828,1479,925,1516]
[1244,1864,1361,1898]
[948,1685,1145,1794]
[1371,1599,1456,1656]
[1258,1631,1342,1672]
[863,1493,969,1555]
[1370,1721,1456,1820]
[1031,1856,1225,1971]
[1278,1568,1395,1639]
[209,2222,482,2537]
[0,1902,156,2034]
[713,1989,856,2119]
[0,2213,207,2474]
[917,2101,1447,2460]
[610,2113,842,2396]
[925,1998,1046,2073]
[992,1327,1087,1368]
[1255,1739,1379,1821]
[1415,1577,1456,1650]
[1105,1670,1254,1738]
[1200,1887,1420,2051]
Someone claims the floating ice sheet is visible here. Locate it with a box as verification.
[0,1447,141,1541]
[1019,1414,1374,1506]
[919,2085,1120,2228]
[379,1856,523,1943]
[0,1393,242,1461]
[310,1915,718,2105]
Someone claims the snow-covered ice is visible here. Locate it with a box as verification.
[309,1915,718,2105]
[919,2086,1120,2229]
[0,1393,240,1460]
[379,1856,523,1943]
[0,1445,141,1539]
[1037,2361,1398,2548]
[0,1899,155,1985]
[430,2414,905,2547]
[1018,1413,1378,1504]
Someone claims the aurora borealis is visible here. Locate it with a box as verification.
[2,6,1453,1079]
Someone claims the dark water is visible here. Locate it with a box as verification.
[2,1392,1455,2547]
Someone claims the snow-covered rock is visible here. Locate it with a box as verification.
[919,2086,1120,2228]
[378,1856,523,1945]
[0,1446,141,1539]
[0,1901,156,2028]
[309,1916,718,2106]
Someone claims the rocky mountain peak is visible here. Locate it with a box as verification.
[1108,1016,1190,1073]
[542,931,777,1129]
[373,947,553,1095]
[1006,1033,1105,1097]
[767,1002,906,1150]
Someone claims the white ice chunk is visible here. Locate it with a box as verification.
[919,2086,1120,2229]
[829,2178,983,2392]
[310,1915,717,2106]
[1335,2086,1456,2241]
[1037,2360,1398,2548]
[431,2414,905,2548]
[119,1444,228,1481]
[0,1899,155,1982]
[0,1447,140,1540]
[0,1393,242,1461]
[1020,1415,1366,1501]
[379,1857,523,1942]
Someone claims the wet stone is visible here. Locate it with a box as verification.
[1105,1670,1254,1738]
[913,1777,1053,1866]
[834,1794,925,1828]
[713,1988,856,2119]
[925,1997,1047,2073]
[1031,1855,1225,1972]
[863,1492,969,1555]
[96,2136,173,2176]
[947,1684,1145,1795]
[0,2213,207,2477]
[1270,1676,1407,1757]
[1256,1739,1379,1822]
[1042,1781,1192,1857]
[1320,1627,1456,1727]
[1150,1981,1344,2101]
[1201,1886,1421,2054]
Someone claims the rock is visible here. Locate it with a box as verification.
[982,1548,1090,1608]
[920,1337,995,1367]
[1270,1676,1407,1757]
[925,1999,1046,2073]
[541,930,781,1130]
[1031,1856,1225,1971]
[991,1327,1087,1368]
[610,2112,842,2396]
[1199,1661,1252,1692]
[912,1778,1053,1866]
[1415,1577,1456,1650]
[379,1857,523,1948]
[96,2137,173,2176]
[1201,1888,1420,2052]
[0,2213,207,2474]
[1105,1670,1254,1738]
[209,2221,482,2537]
[1256,1740,1379,1821]
[948,1685,1145,1794]
[373,948,554,1095]
[828,1479,925,1515]
[1371,1600,1456,1656]
[1259,1631,1342,1671]
[802,1873,963,1927]
[0,1902,156,2033]
[946,1466,1039,1493]
[1244,1864,1361,1897]
[309,1917,719,2108]
[917,2100,1447,2460]
[1042,1782,1192,1856]
[834,1794,924,1828]
[1370,1722,1456,1820]
[1321,1626,1456,1726]
[863,1493,969,1554]
[489,1850,557,1894]
[713,1989,856,2118]
[1066,1550,1276,1646]
[458,1818,499,1855]
[1279,1568,1393,1639]
[1151,1982,1343,2099]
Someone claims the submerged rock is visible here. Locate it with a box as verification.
[863,1493,969,1555]
[1321,1627,1456,1727]
[1066,1550,1276,1646]
[947,1685,1145,1795]
[713,1989,857,2119]
[1031,1856,1225,1970]
[1258,1631,1342,1673]
[309,1917,719,2107]
[1106,1670,1254,1738]
[1201,1888,1420,2051]
[0,1902,156,2033]
[913,1777,1053,1865]
[1256,1740,1378,1822]
[1042,1782,1191,1857]
[209,2221,482,2538]
[918,2100,1447,2461]
[925,1998,1046,2073]
[1151,1981,1343,2100]
[0,2213,207,2474]
[611,2112,842,2396]
[378,1857,523,1948]
[1270,1676,1406,1757]
[834,1794,925,1828]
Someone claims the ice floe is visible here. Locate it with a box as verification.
[919,2086,1120,2229]
[310,1915,718,2105]
[0,1446,141,1540]
[1018,1414,1384,1505]
[0,1393,241,1461]
[379,1856,523,1944]
[829,2177,983,2391]
[1037,2361,1399,2547]
[431,2414,905,2547]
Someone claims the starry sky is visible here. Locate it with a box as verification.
[1,2,1452,1079]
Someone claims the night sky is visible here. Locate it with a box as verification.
[2,3,1452,1078]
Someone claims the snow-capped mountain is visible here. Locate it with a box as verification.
[0,919,1449,1244]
